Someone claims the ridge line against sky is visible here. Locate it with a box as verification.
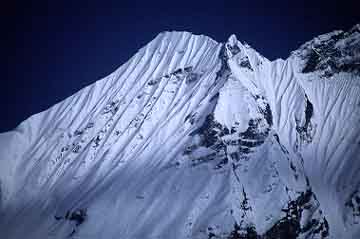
[1,0,358,132]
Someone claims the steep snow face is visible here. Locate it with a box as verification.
[0,27,359,239]
[226,27,360,238]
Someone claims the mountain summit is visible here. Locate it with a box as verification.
[1,26,359,238]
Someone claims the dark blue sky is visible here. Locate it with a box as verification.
[1,0,358,132]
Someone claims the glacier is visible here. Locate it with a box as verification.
[0,25,359,239]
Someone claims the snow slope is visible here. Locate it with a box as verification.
[0,25,359,239]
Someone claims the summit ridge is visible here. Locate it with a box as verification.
[0,25,359,238]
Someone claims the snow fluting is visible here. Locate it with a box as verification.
[1,25,360,238]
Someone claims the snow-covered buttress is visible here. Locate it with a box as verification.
[0,25,359,238]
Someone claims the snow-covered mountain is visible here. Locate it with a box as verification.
[0,25,359,239]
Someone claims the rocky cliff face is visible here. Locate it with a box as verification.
[0,25,359,239]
